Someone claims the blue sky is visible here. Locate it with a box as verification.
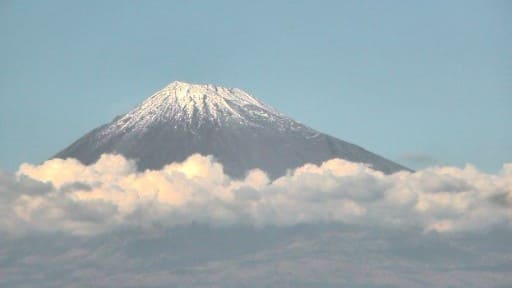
[0,0,510,172]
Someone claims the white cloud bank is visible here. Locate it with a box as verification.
[1,154,511,236]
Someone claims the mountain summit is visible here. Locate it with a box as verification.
[54,81,409,178]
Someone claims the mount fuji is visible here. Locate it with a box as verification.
[53,81,409,178]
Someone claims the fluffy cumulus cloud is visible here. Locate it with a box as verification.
[1,154,511,236]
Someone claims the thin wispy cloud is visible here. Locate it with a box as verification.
[398,152,438,169]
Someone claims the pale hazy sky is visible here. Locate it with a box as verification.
[1,0,510,171]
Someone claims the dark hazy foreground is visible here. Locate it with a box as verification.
[2,224,512,288]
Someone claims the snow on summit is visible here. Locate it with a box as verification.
[109,81,285,132]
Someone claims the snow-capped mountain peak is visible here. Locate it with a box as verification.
[107,81,285,134]
[54,80,410,178]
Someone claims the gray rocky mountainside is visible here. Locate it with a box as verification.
[53,81,410,178]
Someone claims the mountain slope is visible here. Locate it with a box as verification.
[54,81,410,178]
